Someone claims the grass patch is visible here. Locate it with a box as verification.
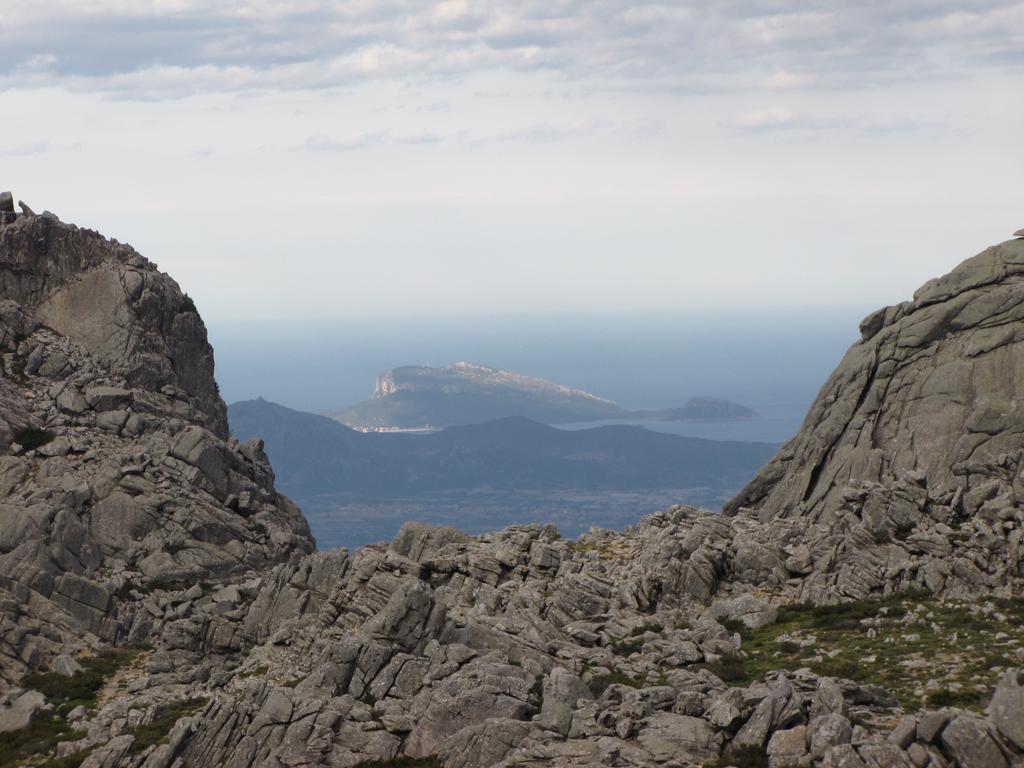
[0,717,86,768]
[129,698,207,754]
[14,426,55,451]
[704,591,1022,713]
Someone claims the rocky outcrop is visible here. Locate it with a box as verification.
[727,237,1024,534]
[0,202,313,685]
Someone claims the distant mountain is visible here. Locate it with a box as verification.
[229,397,777,497]
[328,362,758,429]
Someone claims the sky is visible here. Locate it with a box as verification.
[2,1,1023,321]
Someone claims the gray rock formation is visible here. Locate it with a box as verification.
[0,201,313,685]
[727,237,1024,536]
[0,199,1022,768]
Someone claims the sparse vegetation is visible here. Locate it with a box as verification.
[0,717,86,768]
[14,426,56,451]
[38,748,96,768]
[24,647,146,715]
[610,636,644,656]
[702,653,749,683]
[180,295,198,314]
[1,648,149,767]
[630,622,663,636]
[586,669,646,696]
[703,744,769,768]
[129,698,207,754]
[699,592,1024,712]
[531,673,544,710]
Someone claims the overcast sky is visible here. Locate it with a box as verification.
[2,1,1023,320]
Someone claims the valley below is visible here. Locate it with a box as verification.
[296,487,739,550]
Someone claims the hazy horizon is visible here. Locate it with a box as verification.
[211,304,867,432]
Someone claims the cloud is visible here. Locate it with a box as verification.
[0,140,84,156]
[1,2,1022,99]
[0,141,52,156]
[729,107,801,132]
[295,129,444,152]
[726,107,942,136]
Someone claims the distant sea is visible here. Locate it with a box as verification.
[210,305,868,444]
[211,306,868,547]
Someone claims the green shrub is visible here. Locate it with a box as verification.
[925,688,988,709]
[703,744,769,768]
[587,670,645,696]
[180,295,198,314]
[719,617,747,635]
[611,637,644,656]
[130,698,207,754]
[24,648,144,713]
[0,716,85,768]
[630,622,664,636]
[14,426,55,451]
[703,654,749,683]
[530,674,544,710]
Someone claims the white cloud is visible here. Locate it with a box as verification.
[1,2,1022,100]
[729,107,800,131]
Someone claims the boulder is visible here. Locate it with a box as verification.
[989,667,1024,750]
[0,690,46,733]
[539,667,593,736]
[940,715,1007,768]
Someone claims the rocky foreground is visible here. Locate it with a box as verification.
[0,198,1022,768]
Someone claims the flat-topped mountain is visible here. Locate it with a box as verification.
[331,361,759,429]
[331,362,627,427]
[0,197,1022,768]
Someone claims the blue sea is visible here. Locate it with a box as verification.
[210,305,867,443]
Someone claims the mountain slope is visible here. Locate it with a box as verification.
[230,397,778,496]
[0,204,313,684]
[726,234,1024,533]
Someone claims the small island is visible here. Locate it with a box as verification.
[329,362,760,430]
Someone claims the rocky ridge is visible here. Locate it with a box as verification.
[0,201,1021,768]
